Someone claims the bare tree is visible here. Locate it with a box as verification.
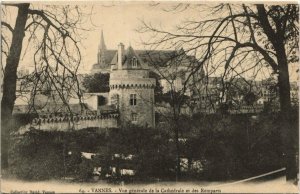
[138,4,299,181]
[1,3,91,169]
[139,49,205,180]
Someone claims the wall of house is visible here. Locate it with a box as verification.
[160,78,183,93]
[110,87,155,128]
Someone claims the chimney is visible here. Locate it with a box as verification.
[118,43,124,70]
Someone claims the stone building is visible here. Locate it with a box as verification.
[90,32,210,121]
[108,43,156,128]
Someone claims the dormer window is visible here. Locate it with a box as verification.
[132,57,137,68]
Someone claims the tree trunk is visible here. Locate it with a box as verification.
[172,102,181,181]
[257,4,298,182]
[1,3,29,169]
[276,43,298,182]
[174,124,181,181]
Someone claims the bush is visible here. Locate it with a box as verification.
[95,126,176,181]
[9,128,106,181]
[9,130,65,180]
[184,113,287,180]
[82,73,110,93]
[9,111,297,182]
[77,158,94,181]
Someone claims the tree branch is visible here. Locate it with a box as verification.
[256,5,278,47]
[1,21,14,32]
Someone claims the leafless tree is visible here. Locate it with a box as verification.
[138,3,299,181]
[139,49,205,180]
[1,3,92,169]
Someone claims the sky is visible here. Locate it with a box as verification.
[2,2,299,81]
[9,2,202,74]
[77,2,201,73]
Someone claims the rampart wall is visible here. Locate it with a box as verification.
[17,114,119,134]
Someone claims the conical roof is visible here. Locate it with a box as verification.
[98,30,107,51]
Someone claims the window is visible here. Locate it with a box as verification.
[98,95,106,106]
[131,113,137,122]
[111,94,119,108]
[130,94,137,106]
[132,57,137,67]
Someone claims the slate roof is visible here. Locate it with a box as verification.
[136,50,178,65]
[92,50,117,70]
[92,47,200,71]
[110,46,149,70]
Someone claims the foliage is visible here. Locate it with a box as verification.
[243,92,258,105]
[99,126,176,181]
[184,113,286,180]
[82,73,110,93]
[149,71,164,103]
[9,130,65,180]
[160,91,189,108]
[77,158,94,181]
[9,128,106,180]
[11,113,38,132]
[9,111,297,182]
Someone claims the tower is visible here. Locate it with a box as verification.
[97,30,107,65]
[109,43,156,128]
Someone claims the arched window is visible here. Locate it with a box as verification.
[132,57,137,68]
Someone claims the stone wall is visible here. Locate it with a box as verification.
[110,87,155,128]
[109,67,156,128]
[17,114,119,134]
[110,69,149,79]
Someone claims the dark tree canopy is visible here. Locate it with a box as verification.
[243,91,258,106]
[82,73,110,93]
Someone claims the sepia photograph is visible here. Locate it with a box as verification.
[1,1,299,193]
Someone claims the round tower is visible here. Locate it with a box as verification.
[109,43,156,128]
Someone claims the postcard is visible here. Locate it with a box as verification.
[1,1,299,193]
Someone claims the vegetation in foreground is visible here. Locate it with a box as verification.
[8,110,298,182]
